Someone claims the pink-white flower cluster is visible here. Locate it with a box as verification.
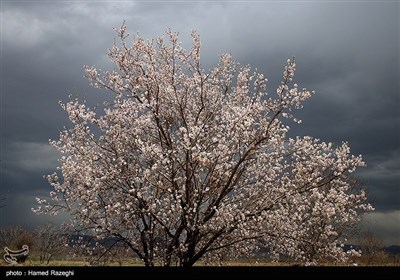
[34,24,373,266]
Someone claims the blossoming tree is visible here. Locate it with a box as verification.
[35,24,373,266]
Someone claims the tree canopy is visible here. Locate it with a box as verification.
[34,25,373,266]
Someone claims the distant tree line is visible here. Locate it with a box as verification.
[0,223,131,265]
[0,224,397,265]
[0,223,66,264]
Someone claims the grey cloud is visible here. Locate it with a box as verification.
[1,1,399,244]
[357,150,400,211]
[5,142,59,173]
[0,142,58,199]
[0,190,68,228]
[362,211,400,246]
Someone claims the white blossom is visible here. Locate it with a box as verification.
[36,24,372,266]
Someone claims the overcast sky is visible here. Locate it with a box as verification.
[1,0,399,245]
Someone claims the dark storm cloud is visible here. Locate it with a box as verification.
[1,1,398,244]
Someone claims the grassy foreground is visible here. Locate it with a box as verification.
[2,258,399,267]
